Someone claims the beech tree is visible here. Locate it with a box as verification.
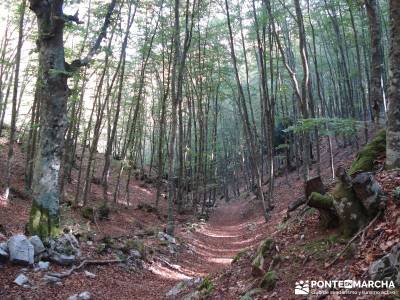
[386,0,400,169]
[28,0,116,238]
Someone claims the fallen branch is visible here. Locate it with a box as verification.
[325,211,381,268]
[47,259,123,279]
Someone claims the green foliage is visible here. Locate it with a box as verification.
[198,276,214,297]
[348,130,386,175]
[284,117,360,137]
[260,271,277,291]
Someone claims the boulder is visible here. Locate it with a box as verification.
[369,243,400,286]
[50,253,76,266]
[29,236,46,256]
[14,274,29,286]
[352,172,385,216]
[251,239,274,277]
[8,234,34,265]
[52,233,80,256]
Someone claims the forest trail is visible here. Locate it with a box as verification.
[177,200,267,276]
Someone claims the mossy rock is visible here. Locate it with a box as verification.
[260,271,277,291]
[251,253,265,277]
[81,207,95,221]
[124,239,146,257]
[349,130,386,176]
[258,239,274,258]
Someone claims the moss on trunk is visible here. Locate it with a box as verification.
[28,201,60,239]
[349,130,386,175]
[308,192,334,210]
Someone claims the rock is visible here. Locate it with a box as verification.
[158,232,176,244]
[43,274,62,284]
[52,233,80,256]
[29,236,46,256]
[38,261,50,270]
[8,234,34,265]
[352,172,385,215]
[166,278,203,298]
[129,249,142,259]
[79,291,91,300]
[251,253,265,277]
[183,291,200,300]
[68,292,91,300]
[0,247,9,262]
[51,253,76,266]
[166,281,186,298]
[14,274,29,286]
[84,270,96,278]
[369,243,400,285]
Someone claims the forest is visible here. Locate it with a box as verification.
[0,0,399,299]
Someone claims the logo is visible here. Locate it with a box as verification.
[295,280,310,295]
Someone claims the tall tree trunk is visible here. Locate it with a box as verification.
[365,0,384,124]
[28,0,116,238]
[386,0,400,169]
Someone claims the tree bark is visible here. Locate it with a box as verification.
[386,0,400,169]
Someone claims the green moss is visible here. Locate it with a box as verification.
[332,182,355,200]
[198,276,214,297]
[260,271,277,291]
[28,201,60,239]
[308,192,334,210]
[349,130,386,175]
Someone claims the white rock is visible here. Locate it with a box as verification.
[8,234,34,265]
[14,274,29,286]
[79,291,91,300]
[84,270,96,278]
[68,291,91,300]
[38,261,50,270]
